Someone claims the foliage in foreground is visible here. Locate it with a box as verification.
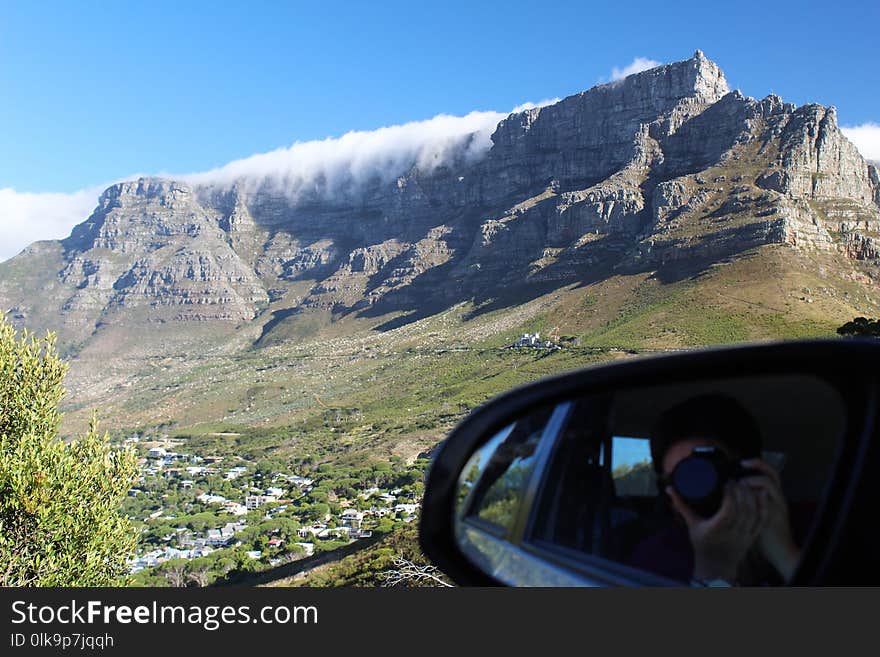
[283,523,447,587]
[0,316,138,586]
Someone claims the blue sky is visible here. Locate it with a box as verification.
[0,1,878,258]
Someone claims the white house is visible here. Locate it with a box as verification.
[340,509,364,530]
[222,501,248,516]
[511,332,558,349]
[316,526,350,539]
[206,529,237,546]
[297,523,327,538]
[197,493,227,505]
[245,494,277,511]
[294,542,315,556]
[224,466,248,480]
[220,522,244,538]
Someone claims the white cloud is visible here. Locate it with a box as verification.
[842,123,880,163]
[0,186,104,261]
[0,98,560,262]
[510,98,560,114]
[183,110,509,198]
[610,57,662,82]
[184,99,558,200]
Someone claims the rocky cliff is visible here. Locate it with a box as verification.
[2,51,878,357]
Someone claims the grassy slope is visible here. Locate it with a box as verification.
[60,243,876,445]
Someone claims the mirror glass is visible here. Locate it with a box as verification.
[456,404,556,534]
[454,374,846,586]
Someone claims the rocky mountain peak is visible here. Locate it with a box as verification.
[602,50,729,109]
[491,51,729,152]
[688,50,730,101]
[99,178,193,209]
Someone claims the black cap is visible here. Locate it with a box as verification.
[650,394,762,474]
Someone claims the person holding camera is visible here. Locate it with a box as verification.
[631,395,801,586]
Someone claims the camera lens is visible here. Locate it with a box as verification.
[672,456,720,501]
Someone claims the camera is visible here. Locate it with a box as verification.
[669,446,762,518]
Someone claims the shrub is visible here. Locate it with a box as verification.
[0,317,139,586]
[837,317,880,338]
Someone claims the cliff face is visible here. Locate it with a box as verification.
[62,180,267,320]
[2,51,878,355]
[482,51,730,196]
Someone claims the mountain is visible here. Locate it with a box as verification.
[2,51,879,438]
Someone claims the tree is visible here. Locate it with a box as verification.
[837,317,880,338]
[0,317,139,586]
[254,458,284,480]
[187,569,210,587]
[162,561,188,587]
[309,489,329,504]
[380,557,453,587]
[307,502,330,522]
[185,560,212,587]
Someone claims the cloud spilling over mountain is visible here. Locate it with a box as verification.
[0,102,560,261]
[183,109,509,198]
[609,57,661,82]
[183,102,557,198]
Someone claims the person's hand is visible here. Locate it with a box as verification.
[740,458,801,580]
[667,480,767,583]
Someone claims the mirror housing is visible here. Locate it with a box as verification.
[419,340,880,586]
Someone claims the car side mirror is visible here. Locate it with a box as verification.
[419,340,880,586]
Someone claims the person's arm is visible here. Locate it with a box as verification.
[666,480,766,584]
[740,458,801,581]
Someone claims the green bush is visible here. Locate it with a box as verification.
[0,317,139,586]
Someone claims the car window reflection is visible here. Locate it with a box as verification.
[525,375,844,586]
[457,406,554,535]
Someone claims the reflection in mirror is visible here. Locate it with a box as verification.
[455,405,555,534]
[455,374,846,586]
